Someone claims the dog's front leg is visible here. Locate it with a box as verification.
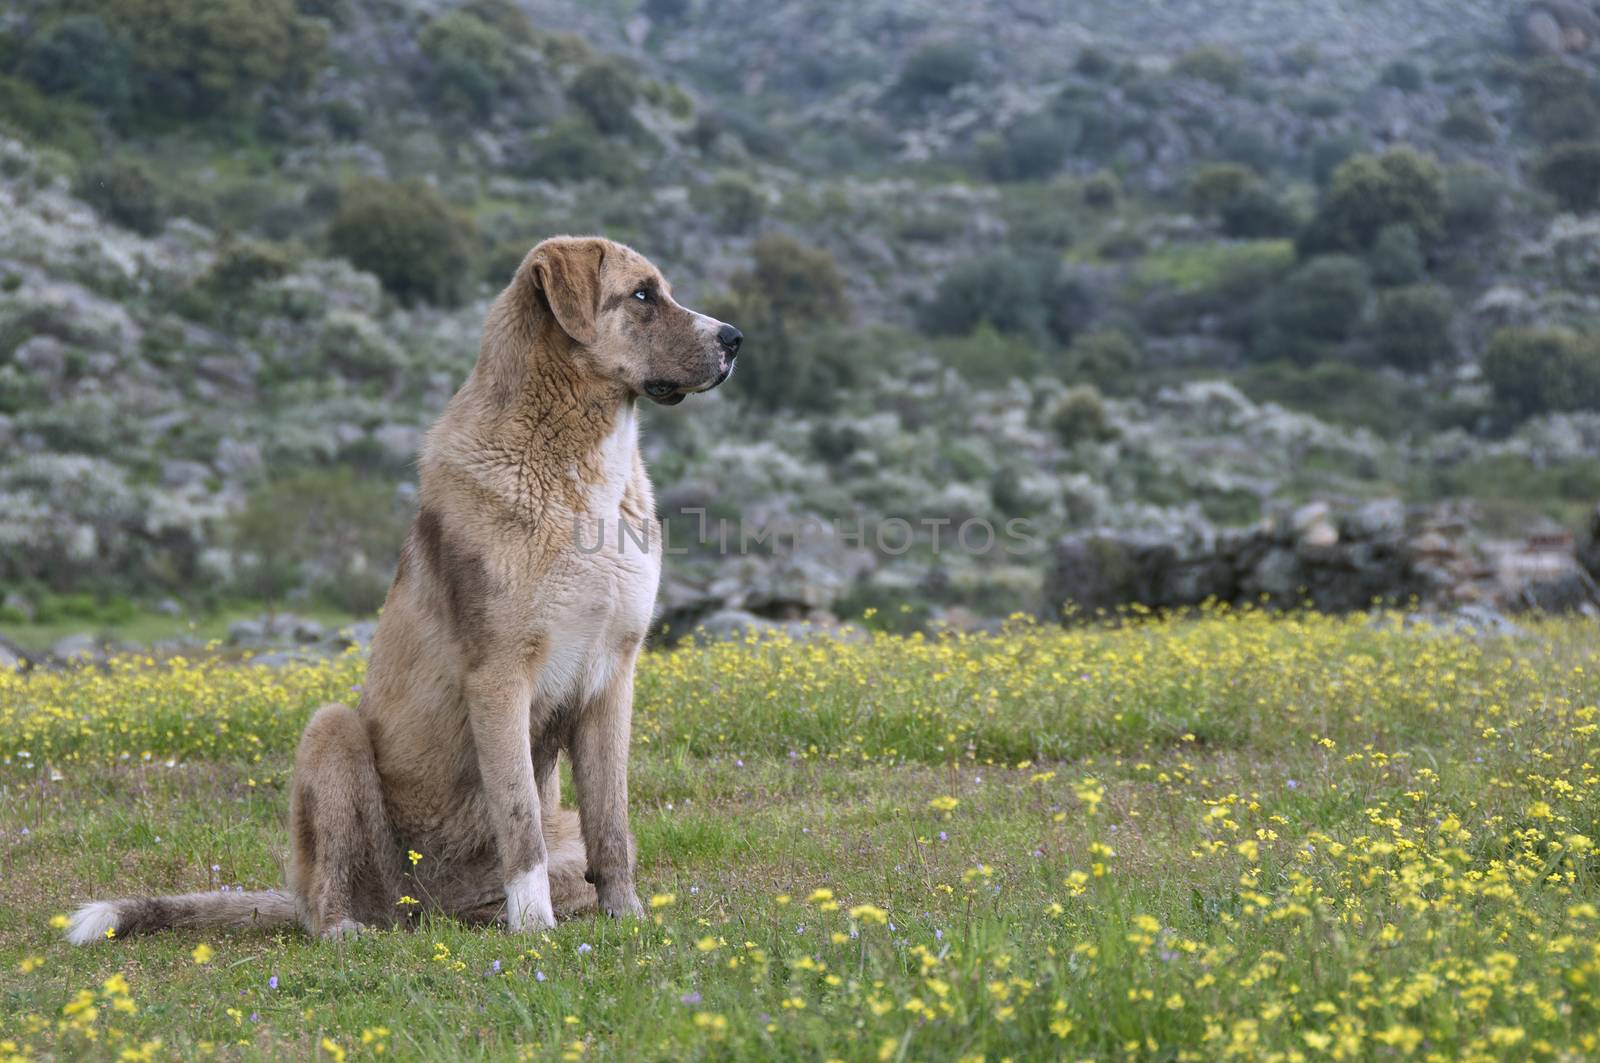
[571,656,644,918]
[465,667,553,931]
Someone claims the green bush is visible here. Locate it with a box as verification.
[419,10,522,119]
[1518,58,1600,144]
[19,15,132,115]
[326,178,478,306]
[896,40,978,99]
[1440,100,1496,143]
[694,174,765,233]
[1534,141,1600,214]
[1080,171,1120,209]
[0,75,97,157]
[84,0,328,119]
[569,59,639,135]
[517,119,638,184]
[920,254,1047,340]
[1367,224,1425,287]
[1219,186,1299,238]
[1254,255,1370,364]
[1185,162,1260,216]
[75,156,165,234]
[230,467,408,614]
[1443,163,1504,240]
[1373,285,1454,372]
[705,234,850,410]
[1300,146,1445,255]
[931,322,1047,384]
[1062,329,1140,394]
[1048,385,1118,445]
[978,113,1067,182]
[1173,45,1247,92]
[1379,59,1425,93]
[1481,327,1600,421]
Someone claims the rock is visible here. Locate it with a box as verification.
[50,633,99,661]
[1521,8,1567,52]
[153,597,184,617]
[1343,499,1406,541]
[227,619,266,645]
[0,635,24,671]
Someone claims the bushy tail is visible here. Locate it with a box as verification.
[66,889,298,945]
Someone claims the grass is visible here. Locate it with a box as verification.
[0,605,365,656]
[2,610,1599,1060]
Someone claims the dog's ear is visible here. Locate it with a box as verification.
[528,237,606,346]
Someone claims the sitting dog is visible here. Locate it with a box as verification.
[68,236,741,942]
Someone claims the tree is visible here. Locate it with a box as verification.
[569,60,639,136]
[419,10,521,119]
[326,178,478,306]
[920,254,1046,340]
[707,235,849,409]
[1518,58,1600,144]
[1300,146,1445,254]
[19,15,132,115]
[1533,141,1600,214]
[1186,162,1261,217]
[1373,285,1454,372]
[84,0,327,119]
[1254,255,1370,364]
[896,40,978,100]
[1481,327,1600,421]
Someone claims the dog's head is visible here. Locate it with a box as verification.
[523,236,740,406]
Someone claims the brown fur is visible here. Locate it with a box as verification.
[66,237,738,943]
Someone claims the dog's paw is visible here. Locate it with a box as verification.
[599,887,644,919]
[506,864,557,931]
[321,919,366,941]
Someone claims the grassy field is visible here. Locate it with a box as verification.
[2,611,1598,1061]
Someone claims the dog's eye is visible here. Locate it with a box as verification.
[632,288,650,302]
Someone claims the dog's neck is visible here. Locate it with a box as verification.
[423,293,641,524]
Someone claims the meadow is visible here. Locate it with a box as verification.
[1,610,1597,1061]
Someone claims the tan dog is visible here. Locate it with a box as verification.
[67,236,741,942]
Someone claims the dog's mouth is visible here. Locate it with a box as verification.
[642,357,736,406]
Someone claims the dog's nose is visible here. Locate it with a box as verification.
[717,324,743,354]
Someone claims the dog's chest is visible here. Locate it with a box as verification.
[530,524,659,711]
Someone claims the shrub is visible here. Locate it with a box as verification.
[931,322,1047,384]
[1174,45,1246,92]
[1440,100,1496,143]
[1374,285,1454,372]
[1443,163,1504,240]
[19,15,133,115]
[205,238,292,296]
[694,173,765,233]
[1185,162,1261,216]
[1301,146,1445,254]
[1220,186,1299,238]
[920,254,1046,339]
[419,10,521,119]
[1254,254,1370,364]
[230,467,408,614]
[1081,171,1120,209]
[1048,385,1118,445]
[1534,141,1600,214]
[1074,48,1115,79]
[1367,224,1425,287]
[1518,58,1600,143]
[83,0,327,119]
[1380,59,1425,92]
[706,235,850,409]
[978,112,1066,182]
[326,178,478,306]
[75,156,165,234]
[1063,329,1140,393]
[569,59,639,135]
[1481,327,1600,421]
[896,40,978,99]
[517,119,638,184]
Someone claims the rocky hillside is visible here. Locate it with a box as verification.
[2,0,1599,642]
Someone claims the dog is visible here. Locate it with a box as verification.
[67,236,741,943]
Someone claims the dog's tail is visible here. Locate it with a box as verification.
[65,889,298,945]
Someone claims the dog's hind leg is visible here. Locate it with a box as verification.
[288,704,404,938]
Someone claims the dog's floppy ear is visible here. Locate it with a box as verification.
[527,237,606,346]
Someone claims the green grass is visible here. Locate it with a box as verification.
[2,612,1599,1060]
[0,604,365,656]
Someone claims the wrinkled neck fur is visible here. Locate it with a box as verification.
[427,281,636,519]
